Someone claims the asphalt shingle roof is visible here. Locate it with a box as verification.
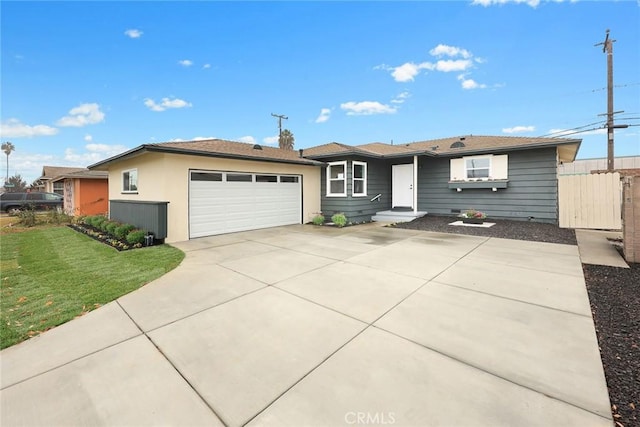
[40,166,87,180]
[90,138,323,169]
[303,135,581,160]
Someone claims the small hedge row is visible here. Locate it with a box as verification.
[82,215,148,245]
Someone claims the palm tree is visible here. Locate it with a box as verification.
[2,141,15,184]
[279,129,295,150]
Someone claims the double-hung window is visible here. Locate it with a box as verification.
[326,161,347,197]
[465,157,491,179]
[352,161,367,196]
[122,169,138,193]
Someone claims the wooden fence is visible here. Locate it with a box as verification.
[558,172,621,229]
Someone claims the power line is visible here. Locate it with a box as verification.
[590,82,640,93]
[538,120,606,137]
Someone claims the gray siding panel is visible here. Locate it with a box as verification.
[417,148,559,223]
[110,200,169,239]
[319,157,391,223]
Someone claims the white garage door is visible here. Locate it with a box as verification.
[189,170,302,238]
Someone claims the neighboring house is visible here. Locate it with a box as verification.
[89,139,323,243]
[302,135,581,224]
[558,155,640,175]
[35,166,86,194]
[50,170,109,216]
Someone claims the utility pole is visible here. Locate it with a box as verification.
[271,113,288,140]
[595,29,616,171]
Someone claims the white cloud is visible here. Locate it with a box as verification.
[435,59,473,72]
[85,143,127,153]
[64,144,128,166]
[263,136,279,145]
[238,136,256,144]
[472,0,542,7]
[192,136,215,141]
[502,125,536,134]
[390,62,434,82]
[202,64,211,69]
[178,59,193,67]
[0,118,58,138]
[57,103,105,127]
[124,29,143,38]
[391,91,411,104]
[144,97,192,112]
[382,44,478,84]
[458,74,487,89]
[84,134,93,142]
[315,108,331,123]
[429,44,472,59]
[340,101,397,116]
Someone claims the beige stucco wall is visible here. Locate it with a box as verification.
[105,152,321,242]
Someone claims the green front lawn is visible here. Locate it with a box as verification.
[1,226,185,349]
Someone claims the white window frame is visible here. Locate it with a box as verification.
[122,169,138,193]
[464,156,491,180]
[326,161,347,197]
[52,181,64,195]
[352,161,367,197]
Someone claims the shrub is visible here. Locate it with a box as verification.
[17,205,37,227]
[126,229,146,245]
[331,213,347,228]
[312,214,325,226]
[88,215,107,229]
[105,221,120,235]
[99,220,113,232]
[114,223,136,240]
[42,208,70,225]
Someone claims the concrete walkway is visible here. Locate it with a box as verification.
[1,224,612,426]
[575,229,629,268]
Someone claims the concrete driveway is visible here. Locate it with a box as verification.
[1,224,612,426]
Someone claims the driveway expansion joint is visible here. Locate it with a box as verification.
[432,280,593,318]
[370,325,612,422]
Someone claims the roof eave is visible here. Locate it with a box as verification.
[303,150,384,160]
[89,144,323,169]
[436,139,582,158]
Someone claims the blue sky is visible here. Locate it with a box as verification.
[1,0,639,184]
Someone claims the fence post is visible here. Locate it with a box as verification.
[622,176,640,263]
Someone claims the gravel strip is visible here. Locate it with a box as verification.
[396,215,638,426]
[393,215,577,245]
[584,262,640,427]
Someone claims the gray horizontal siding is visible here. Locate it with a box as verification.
[319,157,391,223]
[417,147,559,222]
[110,200,169,239]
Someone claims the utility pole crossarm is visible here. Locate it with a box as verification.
[271,113,288,140]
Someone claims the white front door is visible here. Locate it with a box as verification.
[392,164,413,208]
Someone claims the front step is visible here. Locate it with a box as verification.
[372,210,428,223]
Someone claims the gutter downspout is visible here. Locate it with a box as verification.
[413,155,418,215]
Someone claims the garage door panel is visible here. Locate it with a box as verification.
[189,171,302,238]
